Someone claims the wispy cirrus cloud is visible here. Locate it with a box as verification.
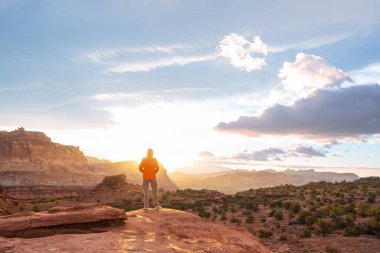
[74,44,193,64]
[106,53,218,73]
[75,33,268,73]
[268,32,354,53]
[93,87,213,103]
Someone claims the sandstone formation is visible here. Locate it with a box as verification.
[0,186,11,216]
[0,127,86,168]
[0,128,99,191]
[0,203,126,238]
[85,174,143,210]
[0,208,271,253]
[0,128,177,198]
[91,161,178,191]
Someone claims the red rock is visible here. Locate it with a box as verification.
[0,208,270,253]
[0,203,126,238]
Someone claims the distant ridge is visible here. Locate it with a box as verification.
[169,169,359,194]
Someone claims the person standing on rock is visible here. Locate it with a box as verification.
[139,148,162,211]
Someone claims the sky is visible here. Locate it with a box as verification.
[1,0,380,176]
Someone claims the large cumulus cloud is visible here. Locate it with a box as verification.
[216,84,380,139]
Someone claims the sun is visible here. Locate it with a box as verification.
[87,106,200,172]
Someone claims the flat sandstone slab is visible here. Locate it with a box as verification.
[0,203,126,237]
[0,208,271,253]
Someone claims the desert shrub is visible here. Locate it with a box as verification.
[269,200,283,208]
[333,215,354,229]
[269,209,284,220]
[367,192,376,203]
[160,191,170,201]
[230,216,241,225]
[301,229,312,238]
[244,201,259,212]
[316,219,334,236]
[298,210,314,225]
[324,245,341,253]
[367,208,380,235]
[279,234,288,241]
[258,229,272,238]
[343,224,368,236]
[31,205,40,212]
[246,214,255,224]
[356,202,370,217]
[288,202,301,213]
[220,214,227,221]
[198,208,211,219]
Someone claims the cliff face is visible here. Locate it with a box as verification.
[0,128,177,198]
[0,128,86,168]
[0,128,100,193]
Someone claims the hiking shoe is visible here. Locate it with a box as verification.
[143,207,149,211]
[155,205,162,210]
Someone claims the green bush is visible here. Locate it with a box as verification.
[324,245,341,253]
[230,216,241,225]
[279,234,288,241]
[316,219,334,236]
[258,229,272,238]
[301,229,312,238]
[343,224,368,236]
[246,214,255,223]
[269,209,284,220]
[31,205,40,212]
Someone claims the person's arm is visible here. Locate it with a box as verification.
[154,159,160,173]
[139,159,145,173]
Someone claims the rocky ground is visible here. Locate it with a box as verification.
[0,208,270,253]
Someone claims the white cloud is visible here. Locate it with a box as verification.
[218,33,267,72]
[75,44,192,64]
[105,53,218,73]
[350,63,380,84]
[263,53,352,107]
[76,33,268,73]
[268,32,354,53]
[94,88,212,102]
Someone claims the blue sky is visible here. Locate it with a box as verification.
[1,0,380,175]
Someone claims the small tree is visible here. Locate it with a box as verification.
[246,214,255,224]
[317,219,334,236]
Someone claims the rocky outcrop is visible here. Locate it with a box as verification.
[0,128,177,199]
[85,174,142,209]
[101,174,126,187]
[99,161,178,191]
[0,203,126,238]
[0,208,270,253]
[0,128,100,194]
[0,128,86,168]
[3,185,92,199]
[0,186,12,216]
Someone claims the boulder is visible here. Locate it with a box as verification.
[101,174,127,187]
[0,203,126,238]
